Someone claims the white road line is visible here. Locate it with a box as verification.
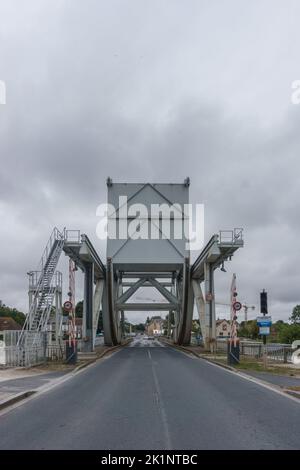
[147,348,172,449]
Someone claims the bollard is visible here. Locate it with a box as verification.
[66,341,77,364]
[227,339,240,365]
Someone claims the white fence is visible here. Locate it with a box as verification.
[0,330,65,367]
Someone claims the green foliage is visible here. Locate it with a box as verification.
[191,319,201,334]
[276,323,300,344]
[290,305,300,324]
[239,317,300,344]
[134,323,145,332]
[238,320,259,339]
[165,312,175,326]
[0,304,26,326]
[75,300,83,318]
[124,321,132,334]
[75,300,103,332]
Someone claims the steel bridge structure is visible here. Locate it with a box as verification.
[20,179,244,353]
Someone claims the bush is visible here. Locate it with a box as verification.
[277,323,300,344]
[0,304,26,326]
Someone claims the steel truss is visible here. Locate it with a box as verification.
[21,183,244,355]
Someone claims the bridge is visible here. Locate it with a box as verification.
[4,180,300,453]
[19,178,243,353]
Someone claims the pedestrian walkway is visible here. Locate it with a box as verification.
[0,369,71,407]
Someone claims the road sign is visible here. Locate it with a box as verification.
[259,326,270,336]
[257,315,272,327]
[233,301,242,311]
[63,300,73,312]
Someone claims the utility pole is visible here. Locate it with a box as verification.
[242,304,255,322]
[260,289,268,369]
[64,259,77,364]
[228,274,242,365]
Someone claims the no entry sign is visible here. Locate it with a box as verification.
[233,301,242,311]
[63,301,73,312]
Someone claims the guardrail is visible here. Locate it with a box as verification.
[64,229,81,244]
[219,228,243,244]
[216,339,293,363]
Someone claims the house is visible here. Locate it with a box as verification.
[216,319,232,338]
[146,316,164,336]
[48,317,83,339]
[0,317,22,331]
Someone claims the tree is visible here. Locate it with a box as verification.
[135,323,145,332]
[75,300,83,318]
[124,321,132,334]
[192,319,201,334]
[277,323,300,344]
[0,304,26,326]
[238,320,259,339]
[290,305,300,324]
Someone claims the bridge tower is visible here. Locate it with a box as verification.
[102,179,193,345]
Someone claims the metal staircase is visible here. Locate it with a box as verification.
[18,228,65,347]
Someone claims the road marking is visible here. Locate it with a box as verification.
[147,348,172,450]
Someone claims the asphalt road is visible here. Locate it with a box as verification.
[0,371,69,395]
[0,340,299,450]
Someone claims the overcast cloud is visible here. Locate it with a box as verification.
[0,0,300,323]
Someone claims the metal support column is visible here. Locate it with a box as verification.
[204,262,216,351]
[93,279,104,349]
[192,280,207,348]
[55,287,62,344]
[120,310,125,339]
[83,262,94,352]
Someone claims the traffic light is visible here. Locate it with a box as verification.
[260,290,268,314]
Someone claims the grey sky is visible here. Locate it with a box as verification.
[0,0,300,323]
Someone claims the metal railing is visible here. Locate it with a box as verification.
[39,227,64,272]
[19,228,65,346]
[219,228,243,244]
[28,270,62,290]
[216,339,293,363]
[64,229,81,244]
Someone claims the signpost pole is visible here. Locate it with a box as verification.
[260,290,268,369]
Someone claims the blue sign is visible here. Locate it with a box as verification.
[259,326,270,336]
[257,316,272,327]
